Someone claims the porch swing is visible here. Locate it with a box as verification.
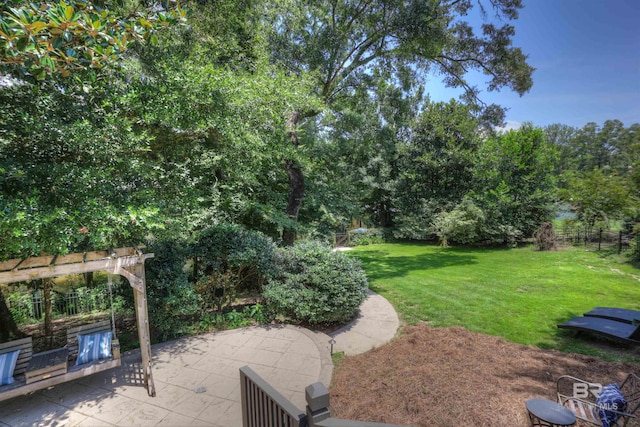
[0,247,155,402]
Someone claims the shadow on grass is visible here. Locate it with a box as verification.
[351,247,478,281]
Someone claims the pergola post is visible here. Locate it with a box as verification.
[127,263,155,396]
[111,256,156,397]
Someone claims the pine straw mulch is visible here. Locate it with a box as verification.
[329,324,640,427]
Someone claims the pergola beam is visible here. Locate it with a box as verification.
[0,254,153,284]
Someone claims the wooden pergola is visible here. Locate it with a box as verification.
[0,247,157,396]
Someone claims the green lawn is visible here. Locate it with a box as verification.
[349,243,640,360]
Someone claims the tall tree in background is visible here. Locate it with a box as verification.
[262,0,534,244]
[394,100,480,239]
[546,120,639,234]
[303,69,422,233]
[472,124,558,242]
[560,169,630,237]
[544,123,576,178]
[125,0,322,240]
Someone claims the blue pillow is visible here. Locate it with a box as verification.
[0,350,20,386]
[76,331,112,366]
[597,383,627,427]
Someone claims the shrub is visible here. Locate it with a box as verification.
[198,304,267,331]
[348,228,385,246]
[6,286,32,325]
[263,241,368,324]
[432,199,485,246]
[534,222,556,251]
[189,224,277,293]
[194,269,238,313]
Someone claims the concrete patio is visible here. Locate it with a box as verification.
[0,325,333,426]
[0,291,399,426]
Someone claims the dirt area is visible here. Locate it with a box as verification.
[329,324,640,427]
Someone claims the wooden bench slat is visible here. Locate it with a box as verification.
[0,337,31,352]
[67,320,111,336]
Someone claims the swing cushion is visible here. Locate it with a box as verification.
[76,331,113,365]
[0,350,20,385]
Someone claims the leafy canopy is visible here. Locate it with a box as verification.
[0,0,188,80]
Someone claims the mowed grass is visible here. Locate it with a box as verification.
[349,243,640,360]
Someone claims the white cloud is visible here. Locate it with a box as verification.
[494,120,522,133]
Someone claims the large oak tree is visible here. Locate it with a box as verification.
[261,0,534,244]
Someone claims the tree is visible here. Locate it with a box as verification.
[394,100,480,239]
[0,78,183,259]
[561,169,631,237]
[261,0,534,244]
[124,0,322,240]
[302,69,421,234]
[544,123,576,178]
[560,120,631,173]
[0,290,24,342]
[0,0,187,81]
[472,124,558,243]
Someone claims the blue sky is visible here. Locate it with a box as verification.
[426,0,640,130]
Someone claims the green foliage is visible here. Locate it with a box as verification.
[6,287,32,325]
[144,238,199,342]
[560,169,631,235]
[394,100,480,239]
[5,279,123,325]
[198,304,267,331]
[264,0,533,105]
[263,240,368,324]
[471,123,558,243]
[194,269,238,314]
[632,233,640,262]
[262,0,533,240]
[0,78,196,259]
[348,228,385,247]
[0,0,188,81]
[189,224,277,293]
[432,198,485,247]
[393,124,557,245]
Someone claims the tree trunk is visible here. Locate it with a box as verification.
[283,159,305,246]
[281,109,320,245]
[84,272,94,288]
[282,110,305,246]
[0,291,24,342]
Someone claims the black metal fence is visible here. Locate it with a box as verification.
[554,227,638,254]
[7,286,111,325]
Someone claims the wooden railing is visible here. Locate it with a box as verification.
[240,366,407,427]
[240,366,307,427]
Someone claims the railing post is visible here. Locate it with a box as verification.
[306,382,331,427]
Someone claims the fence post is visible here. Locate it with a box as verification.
[306,382,331,427]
